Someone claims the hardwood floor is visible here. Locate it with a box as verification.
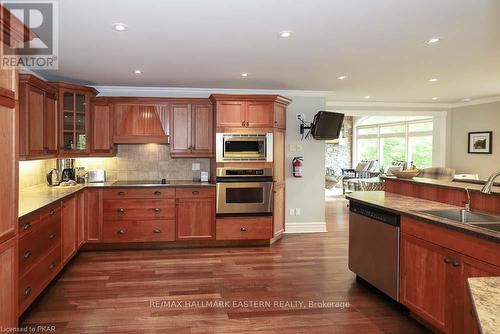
[20,197,429,333]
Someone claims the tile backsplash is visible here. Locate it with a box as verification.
[19,144,210,190]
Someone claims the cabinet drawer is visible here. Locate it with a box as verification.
[19,243,62,312]
[103,199,175,220]
[103,220,175,242]
[19,211,61,276]
[103,187,174,199]
[18,204,59,238]
[175,187,215,198]
[216,216,272,240]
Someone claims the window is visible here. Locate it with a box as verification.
[355,116,433,169]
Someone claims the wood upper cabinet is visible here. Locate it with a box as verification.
[169,103,213,157]
[0,237,17,328]
[91,98,115,156]
[211,95,291,129]
[62,196,77,264]
[19,74,59,159]
[176,188,215,240]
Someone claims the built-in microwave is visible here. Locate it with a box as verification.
[216,133,273,162]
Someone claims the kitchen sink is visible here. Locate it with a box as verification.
[417,209,500,223]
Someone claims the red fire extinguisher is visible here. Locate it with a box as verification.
[293,157,303,178]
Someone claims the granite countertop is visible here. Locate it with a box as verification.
[468,277,500,334]
[381,176,500,195]
[346,191,500,242]
[19,180,216,219]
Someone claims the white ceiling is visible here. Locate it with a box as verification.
[35,0,500,103]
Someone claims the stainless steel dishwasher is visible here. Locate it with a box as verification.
[348,201,401,301]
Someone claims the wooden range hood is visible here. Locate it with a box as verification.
[113,103,169,144]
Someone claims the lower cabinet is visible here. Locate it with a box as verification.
[176,188,215,240]
[216,216,272,240]
[62,196,77,264]
[85,189,103,243]
[103,220,175,242]
[76,191,86,248]
[400,217,500,334]
[0,237,17,328]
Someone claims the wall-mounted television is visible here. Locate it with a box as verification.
[311,111,345,140]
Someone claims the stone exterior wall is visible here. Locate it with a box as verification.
[325,116,353,176]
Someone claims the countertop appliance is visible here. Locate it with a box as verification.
[46,169,61,186]
[88,170,106,183]
[216,133,273,162]
[216,167,273,215]
[57,158,75,182]
[348,201,401,301]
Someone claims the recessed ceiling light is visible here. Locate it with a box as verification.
[112,23,128,32]
[431,97,438,100]
[240,72,248,78]
[337,75,347,80]
[428,78,439,82]
[462,98,472,102]
[134,69,142,74]
[279,30,293,38]
[428,37,440,44]
[364,95,371,99]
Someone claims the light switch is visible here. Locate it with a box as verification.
[295,208,301,216]
[296,144,302,151]
[192,163,201,171]
[289,144,296,152]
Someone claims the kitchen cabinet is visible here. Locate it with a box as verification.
[51,82,97,155]
[176,188,215,240]
[62,196,77,264]
[113,104,168,144]
[216,216,272,240]
[400,217,500,333]
[85,189,103,243]
[0,237,17,328]
[19,74,59,159]
[273,129,286,237]
[76,191,86,248]
[91,98,115,156]
[169,103,214,157]
[210,95,291,129]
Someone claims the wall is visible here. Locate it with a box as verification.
[448,101,500,179]
[285,96,327,232]
[19,145,209,190]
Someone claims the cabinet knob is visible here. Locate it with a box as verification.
[117,208,125,213]
[117,191,125,196]
[23,250,32,260]
[443,257,451,264]
[22,222,32,231]
[48,262,56,270]
[192,190,199,195]
[49,209,56,215]
[153,208,161,213]
[246,121,250,127]
[117,229,125,235]
[241,121,245,127]
[240,227,248,232]
[452,261,461,267]
[48,232,56,240]
[154,191,161,196]
[24,287,32,296]
[153,229,161,234]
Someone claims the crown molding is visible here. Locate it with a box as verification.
[452,95,500,108]
[326,100,453,109]
[92,86,333,98]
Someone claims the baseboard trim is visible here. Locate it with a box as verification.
[284,221,327,234]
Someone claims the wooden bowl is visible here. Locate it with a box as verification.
[392,170,420,179]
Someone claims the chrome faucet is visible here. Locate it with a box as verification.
[481,171,500,194]
[460,188,471,223]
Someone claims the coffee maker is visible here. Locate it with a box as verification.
[57,158,76,182]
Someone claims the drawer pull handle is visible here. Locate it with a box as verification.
[48,262,56,270]
[49,209,55,215]
[23,250,32,259]
[117,191,125,196]
[443,257,451,264]
[192,190,199,195]
[117,229,125,235]
[154,191,162,196]
[48,232,56,240]
[153,229,161,234]
[452,261,461,267]
[241,121,245,127]
[240,227,248,232]
[24,287,32,296]
[153,208,161,213]
[22,222,32,230]
[117,208,125,213]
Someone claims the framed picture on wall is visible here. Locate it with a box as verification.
[468,131,493,154]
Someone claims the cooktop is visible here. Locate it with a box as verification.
[113,179,169,186]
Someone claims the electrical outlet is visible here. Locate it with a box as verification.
[289,144,296,152]
[295,208,301,216]
[192,163,201,171]
[289,209,295,216]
